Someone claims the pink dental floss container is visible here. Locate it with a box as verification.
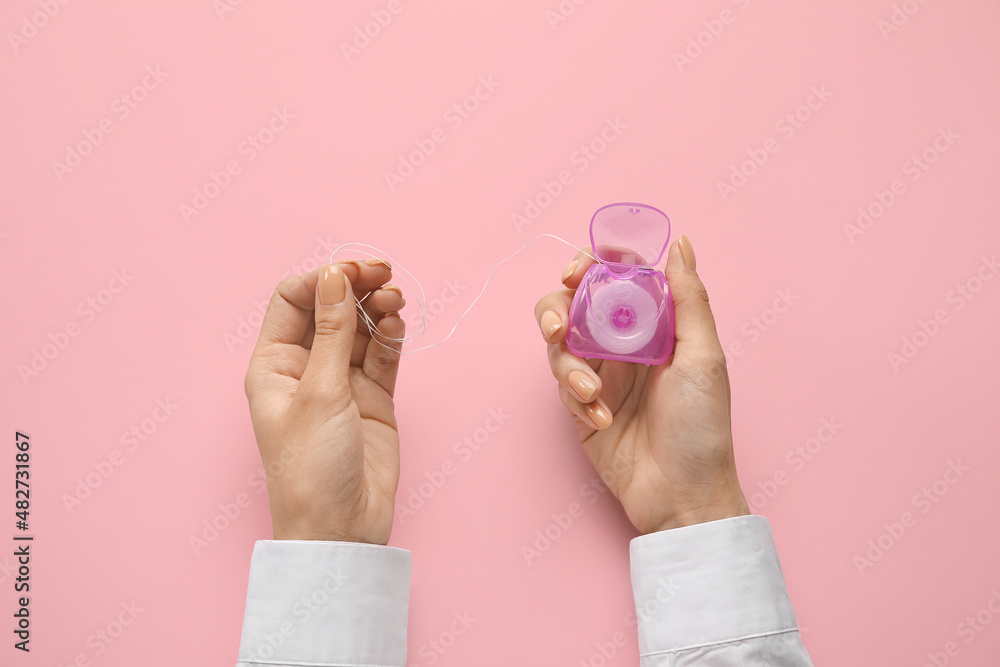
[566,203,676,365]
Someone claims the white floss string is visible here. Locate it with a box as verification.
[329,234,598,355]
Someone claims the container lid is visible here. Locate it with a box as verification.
[589,203,671,268]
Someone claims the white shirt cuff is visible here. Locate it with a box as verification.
[237,540,410,666]
[629,515,802,657]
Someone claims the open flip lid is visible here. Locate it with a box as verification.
[589,203,672,268]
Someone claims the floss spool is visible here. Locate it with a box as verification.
[585,280,660,355]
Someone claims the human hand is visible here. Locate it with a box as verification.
[244,260,406,544]
[534,236,750,534]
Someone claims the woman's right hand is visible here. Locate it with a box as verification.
[534,236,750,535]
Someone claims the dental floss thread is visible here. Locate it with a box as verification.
[329,234,600,355]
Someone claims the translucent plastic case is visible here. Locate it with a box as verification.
[566,203,676,365]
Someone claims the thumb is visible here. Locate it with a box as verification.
[298,263,357,413]
[664,235,725,361]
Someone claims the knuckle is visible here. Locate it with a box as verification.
[312,317,348,339]
[688,349,729,386]
[370,348,397,371]
[274,276,298,300]
[546,341,563,368]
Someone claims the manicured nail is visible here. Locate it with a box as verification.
[677,235,697,270]
[561,260,579,284]
[586,400,613,429]
[568,370,597,401]
[540,310,562,339]
[381,283,404,297]
[340,259,362,276]
[365,258,391,269]
[319,265,347,305]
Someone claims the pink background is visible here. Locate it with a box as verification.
[2,0,999,664]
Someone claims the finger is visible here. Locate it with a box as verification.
[361,285,406,329]
[557,383,613,431]
[255,265,326,350]
[352,285,407,366]
[257,260,384,350]
[533,246,599,343]
[296,261,395,351]
[664,236,725,360]
[362,312,405,396]
[343,259,394,296]
[533,289,574,344]
[560,246,599,290]
[297,264,357,414]
[546,340,603,403]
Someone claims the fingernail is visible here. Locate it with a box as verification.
[319,265,347,305]
[365,258,391,269]
[541,310,562,339]
[678,235,697,270]
[568,370,597,401]
[561,260,579,284]
[586,400,613,429]
[381,283,403,297]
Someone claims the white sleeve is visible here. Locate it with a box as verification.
[236,540,410,667]
[629,515,813,666]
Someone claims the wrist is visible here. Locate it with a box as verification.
[649,486,751,533]
[270,506,392,545]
